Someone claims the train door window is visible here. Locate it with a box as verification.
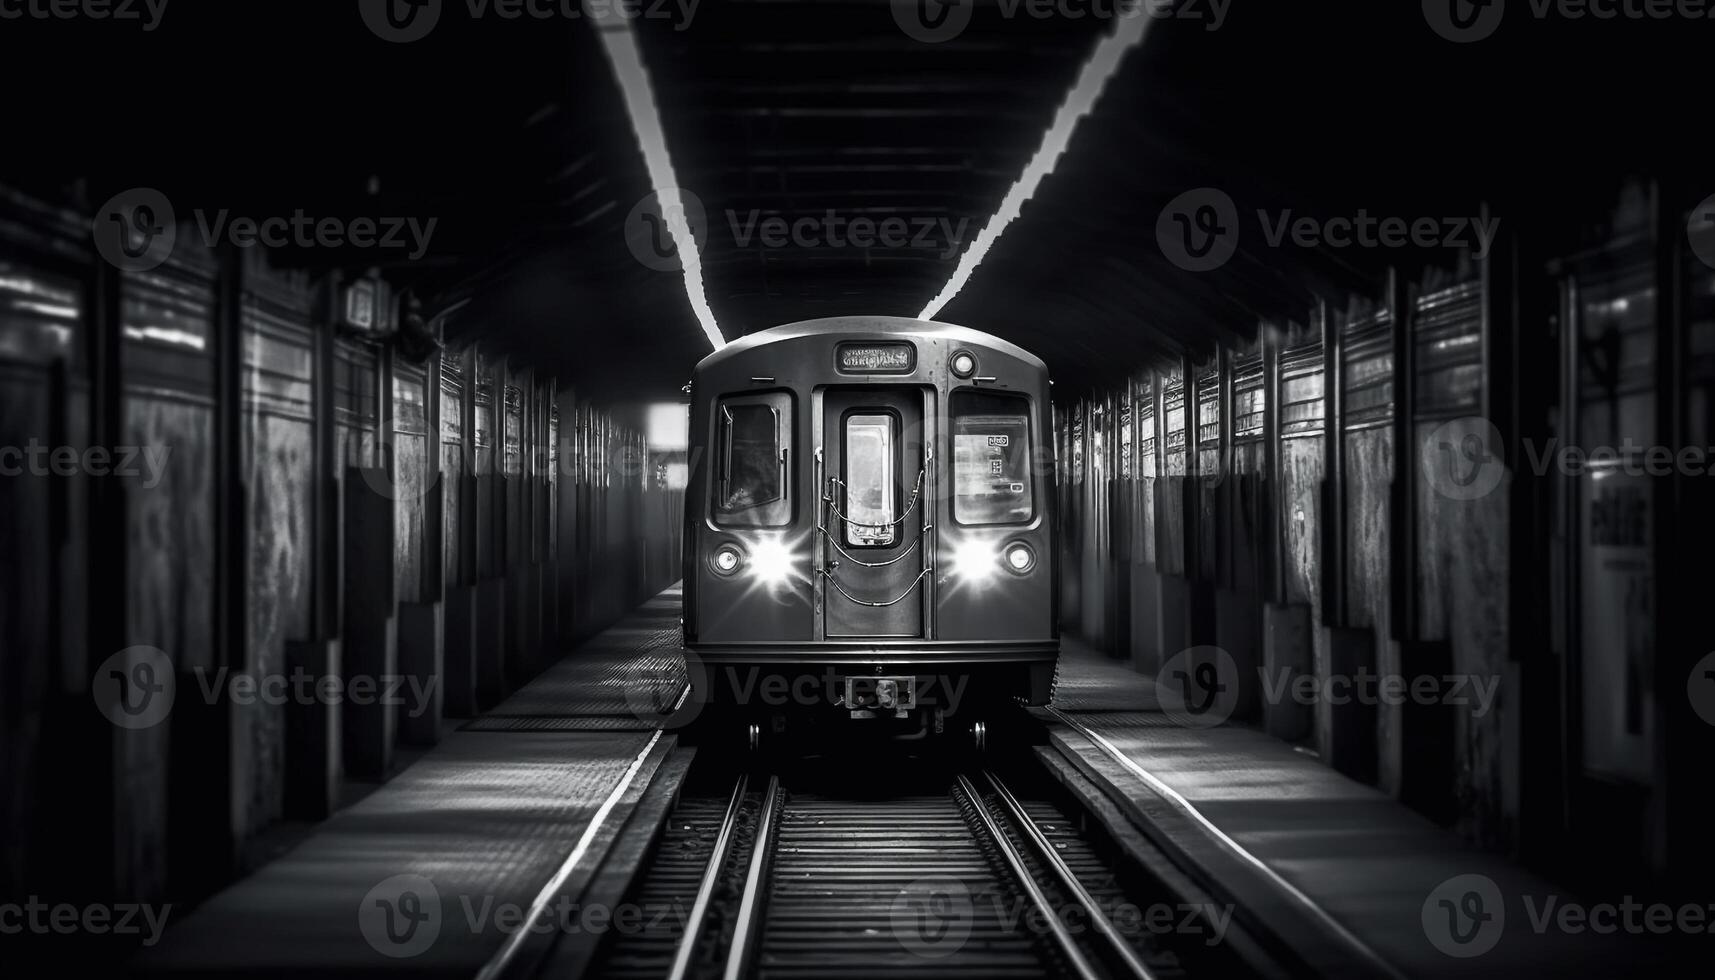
[952,391,1033,524]
[715,393,791,527]
[844,413,897,546]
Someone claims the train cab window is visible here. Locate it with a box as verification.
[952,391,1033,525]
[843,414,897,546]
[716,394,790,527]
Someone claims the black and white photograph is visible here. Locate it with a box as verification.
[0,0,1711,976]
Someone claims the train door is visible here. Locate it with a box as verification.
[820,388,926,638]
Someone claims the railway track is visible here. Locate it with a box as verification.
[591,756,1247,980]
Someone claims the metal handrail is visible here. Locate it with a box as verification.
[816,523,930,568]
[817,566,934,607]
[822,468,925,529]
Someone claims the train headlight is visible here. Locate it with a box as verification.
[749,537,794,586]
[713,546,742,575]
[950,539,998,581]
[950,350,977,378]
[1004,542,1036,574]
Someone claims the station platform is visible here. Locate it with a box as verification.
[1042,640,1673,979]
[134,589,692,979]
[133,586,1670,978]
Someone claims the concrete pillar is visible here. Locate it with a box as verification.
[1262,603,1313,741]
[284,637,341,819]
[1216,587,1263,722]
[442,585,479,718]
[1325,625,1378,783]
[342,469,397,779]
[396,601,444,746]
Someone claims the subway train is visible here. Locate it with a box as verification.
[681,316,1058,743]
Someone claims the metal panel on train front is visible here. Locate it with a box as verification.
[820,387,927,638]
[692,387,814,644]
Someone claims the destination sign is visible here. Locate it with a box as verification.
[836,342,916,374]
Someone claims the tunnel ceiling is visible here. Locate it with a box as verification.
[3,2,1701,402]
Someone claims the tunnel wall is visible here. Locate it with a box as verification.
[1055,181,1715,884]
[0,184,680,911]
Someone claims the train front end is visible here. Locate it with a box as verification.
[682,316,1058,742]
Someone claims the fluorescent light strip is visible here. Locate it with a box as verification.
[589,10,725,350]
[919,13,1154,320]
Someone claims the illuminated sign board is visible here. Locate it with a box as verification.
[837,342,916,374]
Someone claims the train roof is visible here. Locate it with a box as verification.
[694,316,1048,376]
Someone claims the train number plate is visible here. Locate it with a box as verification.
[844,676,917,712]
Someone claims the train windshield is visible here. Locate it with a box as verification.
[716,396,790,526]
[844,414,897,546]
[952,392,1032,524]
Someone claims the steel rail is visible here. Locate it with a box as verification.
[984,768,1158,980]
[954,773,1102,980]
[666,774,751,980]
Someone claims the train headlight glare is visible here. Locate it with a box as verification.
[950,350,977,378]
[1005,543,1035,573]
[950,540,998,581]
[714,546,741,573]
[749,537,793,585]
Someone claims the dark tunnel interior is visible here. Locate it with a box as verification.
[1,1,1712,976]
